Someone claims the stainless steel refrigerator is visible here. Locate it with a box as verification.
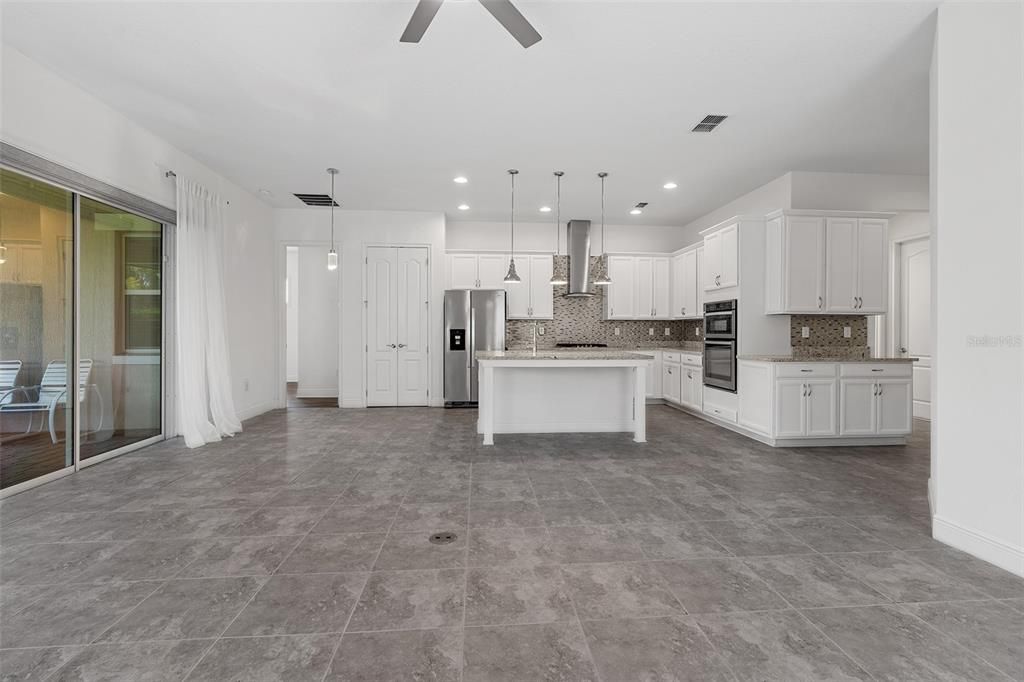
[444,289,506,405]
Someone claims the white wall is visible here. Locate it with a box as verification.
[286,247,299,382]
[296,246,339,398]
[677,172,793,245]
[931,2,1023,576]
[446,220,684,254]
[273,209,446,408]
[0,45,277,422]
[790,171,929,212]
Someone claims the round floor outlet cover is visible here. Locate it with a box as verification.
[429,532,457,545]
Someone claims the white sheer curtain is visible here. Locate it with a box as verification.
[175,177,241,447]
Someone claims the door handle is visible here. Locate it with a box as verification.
[387,343,397,349]
[397,343,407,348]
[899,347,908,353]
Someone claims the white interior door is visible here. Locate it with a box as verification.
[897,237,931,419]
[397,248,430,405]
[366,247,398,406]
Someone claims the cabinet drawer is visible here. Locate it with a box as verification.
[681,352,703,367]
[775,363,837,378]
[662,351,681,363]
[840,363,913,378]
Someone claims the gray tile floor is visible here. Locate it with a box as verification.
[1,406,1021,681]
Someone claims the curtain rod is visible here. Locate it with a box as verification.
[164,169,230,205]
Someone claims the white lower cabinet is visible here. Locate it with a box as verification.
[680,363,703,410]
[645,351,663,400]
[839,377,913,436]
[738,361,913,445]
[662,361,682,404]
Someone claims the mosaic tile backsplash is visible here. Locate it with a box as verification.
[790,314,870,359]
[506,256,703,350]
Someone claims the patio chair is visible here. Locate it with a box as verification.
[0,360,22,406]
[0,359,103,443]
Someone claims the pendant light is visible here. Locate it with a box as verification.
[503,169,521,284]
[549,171,568,285]
[592,172,612,286]
[326,167,339,271]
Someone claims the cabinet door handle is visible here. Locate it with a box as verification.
[667,367,672,374]
[800,369,813,373]
[818,296,823,309]
[878,386,883,396]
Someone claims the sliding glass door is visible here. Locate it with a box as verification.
[0,169,75,488]
[79,197,163,461]
[0,168,166,490]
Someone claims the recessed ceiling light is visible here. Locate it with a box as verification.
[453,176,468,184]
[630,208,643,215]
[258,188,273,197]
[539,206,551,213]
[457,204,470,211]
[663,182,677,190]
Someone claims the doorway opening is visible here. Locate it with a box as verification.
[282,243,339,409]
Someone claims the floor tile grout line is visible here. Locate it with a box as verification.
[177,501,338,681]
[458,461,472,682]
[886,601,1020,680]
[318,481,404,682]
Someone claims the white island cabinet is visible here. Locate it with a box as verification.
[475,350,653,445]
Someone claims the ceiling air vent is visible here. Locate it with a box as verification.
[635,202,649,209]
[293,193,339,207]
[692,114,728,133]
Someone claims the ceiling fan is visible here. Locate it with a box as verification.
[400,0,542,48]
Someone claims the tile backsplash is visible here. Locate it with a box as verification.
[790,314,870,358]
[506,255,702,350]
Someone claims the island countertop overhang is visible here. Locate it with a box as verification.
[475,350,654,363]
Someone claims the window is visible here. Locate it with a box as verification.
[118,233,161,353]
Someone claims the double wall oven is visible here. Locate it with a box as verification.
[703,299,737,393]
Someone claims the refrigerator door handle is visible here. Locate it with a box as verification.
[469,307,476,368]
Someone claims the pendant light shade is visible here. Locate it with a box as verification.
[503,169,521,284]
[592,172,612,286]
[326,167,339,271]
[549,171,568,286]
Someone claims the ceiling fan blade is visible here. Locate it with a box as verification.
[400,0,444,43]
[478,0,542,48]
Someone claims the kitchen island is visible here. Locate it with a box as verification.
[475,350,654,445]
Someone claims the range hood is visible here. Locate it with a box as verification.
[565,219,596,298]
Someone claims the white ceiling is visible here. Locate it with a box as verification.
[1,1,935,225]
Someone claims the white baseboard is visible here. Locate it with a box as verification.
[340,398,365,409]
[237,400,278,422]
[913,401,932,419]
[928,477,936,517]
[932,514,1024,577]
[296,388,339,399]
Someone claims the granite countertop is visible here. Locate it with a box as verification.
[477,350,654,361]
[739,355,918,363]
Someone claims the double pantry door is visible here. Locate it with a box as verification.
[366,246,430,406]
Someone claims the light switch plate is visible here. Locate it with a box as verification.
[843,326,851,338]
[614,327,621,336]
[696,328,701,337]
[801,326,810,338]
[538,326,545,336]
[648,328,655,336]
[664,327,671,336]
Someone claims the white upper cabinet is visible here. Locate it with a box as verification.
[825,217,858,313]
[787,216,826,313]
[446,253,553,319]
[702,222,738,291]
[605,256,636,320]
[635,257,654,318]
[604,255,671,320]
[855,219,887,313]
[766,211,890,315]
[477,254,508,289]
[653,257,671,319]
[672,248,702,319]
